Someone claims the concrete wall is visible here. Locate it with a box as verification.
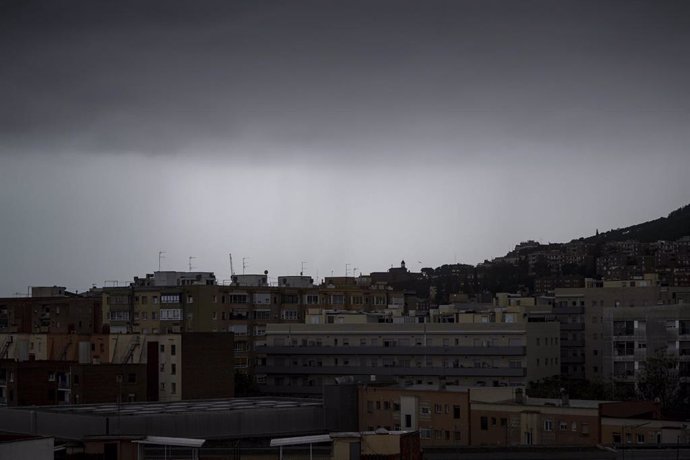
[0,437,53,460]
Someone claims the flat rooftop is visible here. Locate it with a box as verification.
[10,397,322,418]
[0,397,332,441]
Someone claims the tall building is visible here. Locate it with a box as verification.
[258,321,560,395]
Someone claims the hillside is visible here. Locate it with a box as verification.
[585,204,690,243]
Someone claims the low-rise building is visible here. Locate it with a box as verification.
[358,384,471,446]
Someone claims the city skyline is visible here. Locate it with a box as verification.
[2,0,690,296]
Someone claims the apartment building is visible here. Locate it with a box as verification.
[602,304,690,394]
[0,289,101,335]
[258,321,560,395]
[0,360,146,406]
[554,280,661,382]
[0,332,233,403]
[106,333,234,401]
[101,272,405,381]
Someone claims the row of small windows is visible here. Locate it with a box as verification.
[108,293,389,306]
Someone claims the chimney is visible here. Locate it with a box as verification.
[515,387,524,404]
[560,388,570,407]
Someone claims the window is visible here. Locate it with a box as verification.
[480,416,488,430]
[160,344,165,353]
[281,310,299,321]
[434,404,442,414]
[229,294,248,304]
[171,363,176,375]
[331,295,345,305]
[405,414,412,428]
[171,382,176,394]
[171,344,176,356]
[161,294,180,304]
[544,419,553,432]
[127,373,136,384]
[254,310,271,320]
[306,295,319,304]
[453,405,461,419]
[560,421,568,431]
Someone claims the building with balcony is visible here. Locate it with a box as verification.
[258,321,560,395]
[602,304,690,394]
[101,273,406,383]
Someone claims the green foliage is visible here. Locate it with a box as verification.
[635,350,681,412]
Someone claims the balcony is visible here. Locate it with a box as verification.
[553,306,584,315]
[561,355,585,364]
[255,365,526,377]
[258,345,526,356]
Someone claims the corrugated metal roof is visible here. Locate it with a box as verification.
[270,434,332,447]
[133,436,205,447]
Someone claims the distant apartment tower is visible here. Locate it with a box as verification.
[602,304,690,394]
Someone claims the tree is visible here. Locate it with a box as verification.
[636,350,681,413]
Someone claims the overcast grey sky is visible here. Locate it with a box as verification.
[1,0,689,295]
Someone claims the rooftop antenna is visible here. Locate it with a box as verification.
[242,257,250,275]
[229,253,235,276]
[158,251,166,271]
[300,261,308,276]
[353,267,359,277]
[345,263,351,277]
[188,256,196,272]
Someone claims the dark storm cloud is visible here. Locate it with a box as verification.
[1,0,689,162]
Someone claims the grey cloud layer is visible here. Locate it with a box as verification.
[2,0,689,162]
